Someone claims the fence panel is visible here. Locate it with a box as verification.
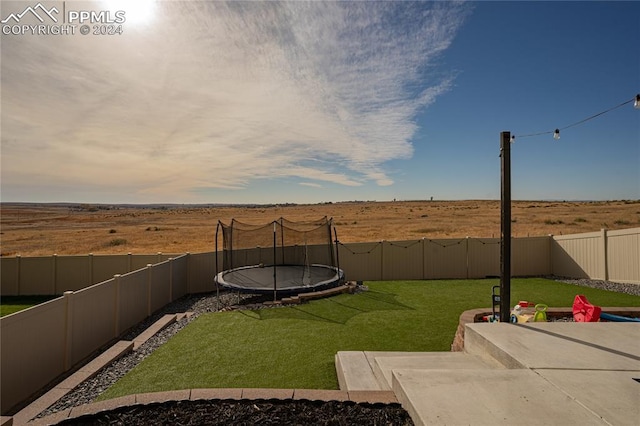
[92,255,129,284]
[512,236,551,276]
[607,228,640,283]
[424,239,468,279]
[553,231,602,279]
[0,257,19,296]
[70,281,117,367]
[189,252,216,294]
[1,297,66,415]
[55,256,91,293]
[382,240,423,280]
[171,255,189,300]
[338,242,382,281]
[150,261,171,313]
[19,256,55,295]
[117,271,148,335]
[468,239,500,278]
[130,254,163,271]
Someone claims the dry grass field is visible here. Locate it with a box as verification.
[1,200,639,257]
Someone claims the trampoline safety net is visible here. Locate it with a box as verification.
[214,216,344,295]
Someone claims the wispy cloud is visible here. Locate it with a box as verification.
[299,182,322,189]
[1,0,469,202]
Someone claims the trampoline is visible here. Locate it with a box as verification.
[215,264,344,295]
[214,217,345,298]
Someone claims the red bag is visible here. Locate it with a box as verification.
[572,295,601,322]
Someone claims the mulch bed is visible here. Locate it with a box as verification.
[57,399,414,425]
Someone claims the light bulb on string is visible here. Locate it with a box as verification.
[553,129,560,140]
[635,94,640,109]
[510,135,515,143]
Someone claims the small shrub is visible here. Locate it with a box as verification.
[574,218,587,223]
[108,238,127,246]
[544,219,564,225]
[614,219,630,225]
[414,228,443,234]
[109,229,117,234]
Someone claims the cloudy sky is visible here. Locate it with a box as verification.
[1,1,638,204]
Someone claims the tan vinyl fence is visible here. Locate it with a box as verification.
[1,255,189,415]
[1,228,638,414]
[552,228,640,283]
[0,253,181,296]
[2,230,637,298]
[337,236,552,281]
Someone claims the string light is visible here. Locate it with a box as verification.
[513,94,639,141]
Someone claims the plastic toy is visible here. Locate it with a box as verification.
[572,295,601,322]
[533,304,548,322]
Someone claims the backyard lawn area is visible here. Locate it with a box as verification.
[99,278,640,400]
[0,295,58,317]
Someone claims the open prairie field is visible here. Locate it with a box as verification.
[1,200,639,257]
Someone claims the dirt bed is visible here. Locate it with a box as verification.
[57,399,414,426]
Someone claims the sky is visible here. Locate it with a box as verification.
[1,0,638,204]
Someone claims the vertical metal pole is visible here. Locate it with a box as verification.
[215,222,220,311]
[280,217,285,265]
[500,131,512,322]
[273,221,277,301]
[333,227,340,269]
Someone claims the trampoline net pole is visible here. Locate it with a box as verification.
[273,221,277,301]
[280,217,285,265]
[215,222,220,311]
[333,225,341,280]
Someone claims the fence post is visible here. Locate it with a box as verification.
[169,258,174,301]
[186,252,191,294]
[89,253,94,286]
[63,291,74,371]
[147,264,153,317]
[113,274,121,337]
[157,252,162,264]
[465,237,470,279]
[52,254,58,295]
[380,241,385,280]
[16,255,21,296]
[548,235,554,276]
[128,252,132,272]
[601,228,608,281]
[421,238,426,280]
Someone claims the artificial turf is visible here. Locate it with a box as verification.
[0,295,59,317]
[99,278,640,399]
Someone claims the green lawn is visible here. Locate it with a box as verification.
[0,295,58,317]
[99,278,640,400]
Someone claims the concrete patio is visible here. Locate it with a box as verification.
[337,321,640,425]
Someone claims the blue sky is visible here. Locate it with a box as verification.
[1,1,638,204]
